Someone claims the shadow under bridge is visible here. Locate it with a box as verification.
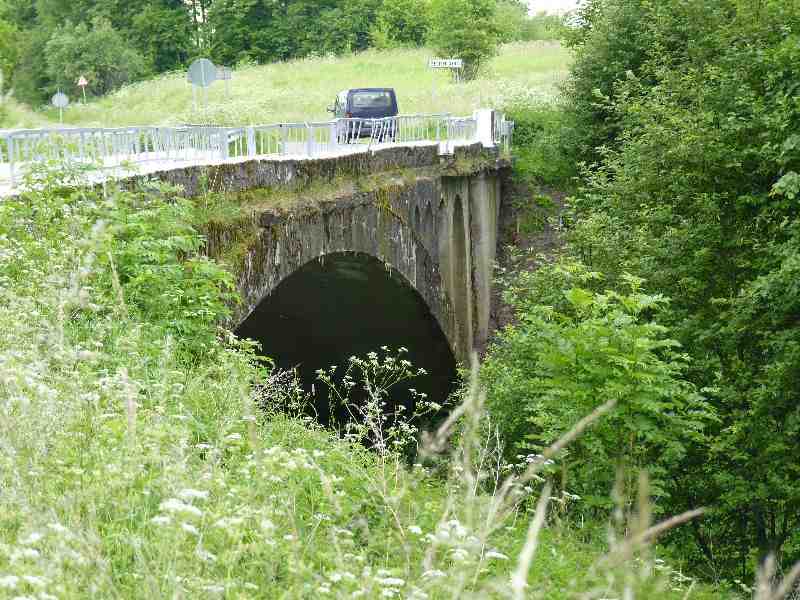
[235,252,458,425]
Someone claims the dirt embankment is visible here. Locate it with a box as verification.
[488,176,568,345]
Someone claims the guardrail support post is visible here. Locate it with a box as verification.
[218,129,228,160]
[474,108,495,147]
[247,127,256,157]
[7,136,15,189]
[305,123,313,157]
[329,122,337,150]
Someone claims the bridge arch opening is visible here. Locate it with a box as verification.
[235,252,457,426]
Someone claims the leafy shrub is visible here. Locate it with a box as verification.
[371,0,430,48]
[519,11,568,41]
[44,17,148,99]
[483,261,712,511]
[103,184,237,359]
[0,18,19,89]
[427,0,501,80]
[504,101,577,187]
[560,0,800,578]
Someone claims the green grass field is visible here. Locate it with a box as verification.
[15,41,569,129]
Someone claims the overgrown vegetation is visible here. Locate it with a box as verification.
[0,165,731,598]
[483,0,800,589]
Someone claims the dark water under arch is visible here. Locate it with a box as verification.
[235,252,458,424]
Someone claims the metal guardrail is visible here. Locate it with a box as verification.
[0,112,512,190]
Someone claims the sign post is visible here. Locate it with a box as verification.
[218,66,232,98]
[428,58,464,106]
[187,58,217,110]
[51,91,69,123]
[428,58,464,82]
[77,76,88,104]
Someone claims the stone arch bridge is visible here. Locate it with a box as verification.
[143,142,509,370]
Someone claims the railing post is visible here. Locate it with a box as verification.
[281,126,289,156]
[216,128,223,160]
[6,135,15,189]
[247,127,256,157]
[305,123,313,157]
[474,108,495,147]
[330,121,337,150]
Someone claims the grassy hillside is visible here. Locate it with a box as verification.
[0,96,52,129]
[23,42,569,128]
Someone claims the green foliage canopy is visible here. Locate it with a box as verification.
[44,18,147,98]
[427,0,501,79]
[559,0,800,578]
[483,261,712,510]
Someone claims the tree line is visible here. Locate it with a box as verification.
[0,0,565,106]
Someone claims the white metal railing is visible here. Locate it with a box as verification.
[0,111,513,191]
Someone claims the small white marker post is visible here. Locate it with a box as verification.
[428,58,464,105]
[51,91,69,124]
[77,75,88,104]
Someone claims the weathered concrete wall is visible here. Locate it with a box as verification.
[161,143,508,363]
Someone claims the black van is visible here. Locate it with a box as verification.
[328,88,399,141]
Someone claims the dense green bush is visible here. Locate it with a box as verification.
[370,0,430,48]
[427,0,501,80]
[483,261,712,511]
[504,102,577,187]
[44,17,147,99]
[559,0,800,579]
[0,18,19,89]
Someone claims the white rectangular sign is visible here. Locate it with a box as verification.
[428,58,463,69]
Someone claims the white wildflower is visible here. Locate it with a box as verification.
[381,590,398,597]
[260,519,276,532]
[408,525,422,535]
[0,576,19,590]
[178,489,209,501]
[151,515,171,525]
[422,570,446,579]
[159,498,202,517]
[20,532,42,545]
[377,577,405,587]
[485,550,509,560]
[47,523,69,535]
[328,573,343,583]
[196,547,217,562]
[21,575,46,588]
[450,548,470,562]
[215,517,244,529]
[181,523,199,535]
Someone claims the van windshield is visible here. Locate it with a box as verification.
[351,91,393,109]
